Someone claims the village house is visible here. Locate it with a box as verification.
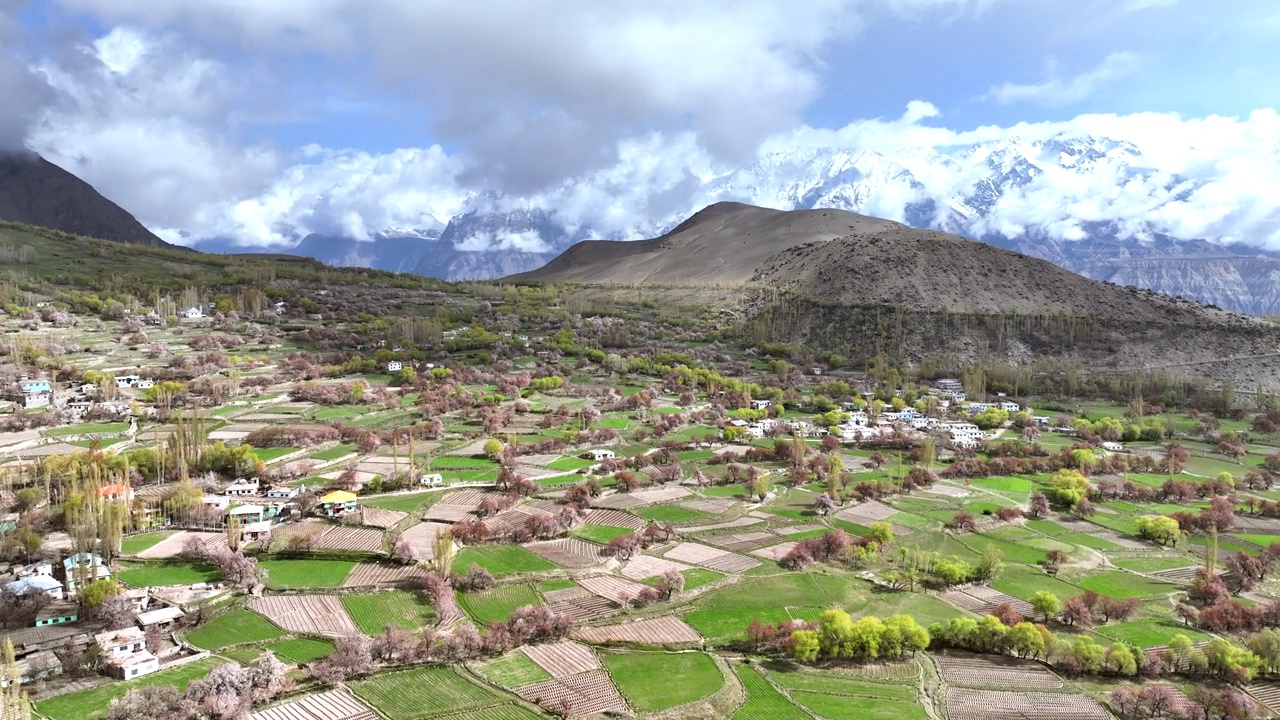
[1033,415,1053,426]
[1101,441,1125,452]
[62,557,112,596]
[202,495,231,511]
[136,378,155,390]
[182,306,204,319]
[95,627,159,679]
[265,486,300,499]
[5,575,64,601]
[16,379,52,409]
[1,650,62,687]
[999,401,1021,413]
[135,606,184,631]
[223,479,260,497]
[386,360,404,372]
[587,449,616,462]
[35,600,79,627]
[318,490,359,517]
[749,399,773,411]
[99,484,135,504]
[226,504,266,524]
[418,473,445,487]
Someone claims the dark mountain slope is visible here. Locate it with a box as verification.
[0,153,170,247]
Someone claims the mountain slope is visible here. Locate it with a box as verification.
[0,153,171,247]
[513,203,1184,314]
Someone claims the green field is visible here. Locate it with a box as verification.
[768,669,917,697]
[1112,556,1199,573]
[185,610,285,650]
[1076,571,1177,599]
[310,443,358,460]
[536,579,578,594]
[364,492,436,512]
[990,568,1083,602]
[794,692,928,720]
[43,422,129,437]
[636,505,708,522]
[603,652,722,711]
[260,558,357,589]
[545,456,595,471]
[35,658,222,720]
[970,476,1032,493]
[249,447,298,462]
[458,584,543,624]
[120,531,174,555]
[117,561,221,587]
[476,651,552,687]
[353,665,512,720]
[451,545,557,576]
[342,591,437,634]
[572,524,636,543]
[267,637,335,664]
[732,665,809,720]
[1095,618,1209,648]
[681,568,726,591]
[314,406,371,420]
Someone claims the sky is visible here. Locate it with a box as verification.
[1,0,1278,249]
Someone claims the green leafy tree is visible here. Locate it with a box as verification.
[1030,591,1061,622]
[789,629,820,662]
[1048,468,1091,507]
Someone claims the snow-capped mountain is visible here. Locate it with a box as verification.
[195,133,1280,315]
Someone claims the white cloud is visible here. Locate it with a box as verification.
[986,52,1141,106]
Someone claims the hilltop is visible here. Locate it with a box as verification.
[0,153,171,247]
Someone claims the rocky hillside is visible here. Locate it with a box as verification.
[0,152,171,247]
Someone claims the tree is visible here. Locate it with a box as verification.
[814,492,836,517]
[975,546,1004,582]
[1048,469,1091,507]
[483,439,504,461]
[656,569,684,600]
[789,629,820,663]
[311,636,374,684]
[81,578,122,611]
[1247,628,1280,674]
[432,530,455,578]
[1007,622,1045,659]
[1061,595,1094,627]
[1135,515,1182,546]
[2,639,30,720]
[1029,492,1051,518]
[746,473,771,502]
[868,522,894,545]
[1030,591,1061,623]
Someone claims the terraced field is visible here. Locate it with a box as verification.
[353,665,515,720]
[458,584,543,625]
[341,591,437,634]
[732,665,809,720]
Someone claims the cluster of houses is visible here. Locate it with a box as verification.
[2,550,195,686]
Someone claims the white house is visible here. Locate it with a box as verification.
[386,360,404,372]
[265,486,300,499]
[5,575,65,601]
[223,480,260,497]
[1033,415,1053,426]
[750,399,773,411]
[418,473,445,487]
[136,378,155,390]
[135,606,184,629]
[967,402,991,414]
[588,449,616,462]
[999,401,1021,413]
[95,627,158,679]
[183,306,204,319]
[114,375,141,388]
[1101,441,1125,452]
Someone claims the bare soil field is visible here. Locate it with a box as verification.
[833,500,896,525]
[664,542,760,573]
[681,497,736,514]
[425,490,501,522]
[940,587,1034,618]
[525,539,606,569]
[577,575,650,605]
[1247,682,1280,713]
[521,641,600,678]
[619,554,691,580]
[313,525,384,553]
[574,617,701,645]
[706,531,778,552]
[137,531,224,560]
[543,587,621,622]
[343,562,427,588]
[936,652,1064,689]
[678,517,763,533]
[250,596,361,637]
[751,541,797,561]
[485,504,558,538]
[399,522,452,560]
[946,688,1109,720]
[515,670,629,718]
[354,507,408,529]
[251,689,379,720]
[580,509,647,531]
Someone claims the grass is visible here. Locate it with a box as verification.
[266,637,335,664]
[342,591,437,635]
[636,505,708,522]
[186,610,285,650]
[1229,534,1280,549]
[794,693,928,720]
[1076,571,1178,599]
[767,669,917,697]
[353,665,510,720]
[452,545,557,576]
[733,665,810,720]
[249,446,298,463]
[310,443,358,460]
[572,524,636,544]
[1095,618,1209,648]
[120,531,174,555]
[476,651,552,687]
[545,456,595,471]
[536,579,578,593]
[43,421,129,437]
[260,558,356,589]
[990,568,1084,602]
[603,652,722,711]
[116,561,221,587]
[682,568,726,591]
[363,492,436,512]
[314,406,371,420]
[35,658,223,720]
[1113,556,1199,573]
[458,584,543,624]
[970,476,1032,493]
